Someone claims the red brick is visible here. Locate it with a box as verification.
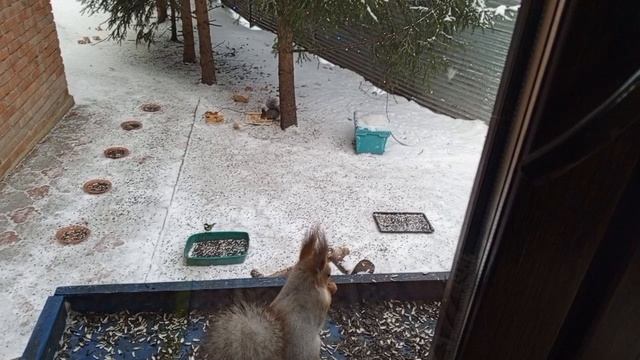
[0,69,13,85]
[0,122,13,142]
[0,0,73,179]
[0,46,8,62]
[22,28,38,44]
[7,107,25,126]
[4,73,21,92]
[0,161,12,179]
[11,56,29,74]
[13,83,39,113]
[7,38,22,53]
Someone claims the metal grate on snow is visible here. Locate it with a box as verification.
[373,212,434,234]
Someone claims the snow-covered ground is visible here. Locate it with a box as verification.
[0,1,487,357]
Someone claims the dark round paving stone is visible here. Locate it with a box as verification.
[104,147,130,159]
[56,225,90,245]
[141,103,161,112]
[83,179,112,195]
[121,121,142,131]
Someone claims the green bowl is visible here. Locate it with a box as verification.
[184,231,249,266]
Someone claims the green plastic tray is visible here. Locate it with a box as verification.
[184,231,249,266]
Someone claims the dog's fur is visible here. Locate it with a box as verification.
[201,226,336,360]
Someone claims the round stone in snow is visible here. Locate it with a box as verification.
[141,103,162,112]
[120,120,142,131]
[56,225,90,245]
[83,179,112,195]
[104,147,130,159]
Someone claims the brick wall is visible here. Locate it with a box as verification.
[0,0,74,178]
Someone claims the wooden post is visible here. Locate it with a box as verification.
[156,0,167,23]
[194,0,216,85]
[180,0,196,63]
[169,0,178,42]
[276,15,297,129]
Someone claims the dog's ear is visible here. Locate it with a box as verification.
[299,225,328,273]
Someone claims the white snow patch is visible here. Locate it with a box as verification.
[447,67,458,81]
[356,113,391,132]
[227,7,264,31]
[317,55,336,67]
[366,5,379,22]
[492,4,520,20]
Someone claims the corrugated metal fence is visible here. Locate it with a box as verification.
[221,0,519,122]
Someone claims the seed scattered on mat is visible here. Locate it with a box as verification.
[189,239,247,258]
[373,212,434,233]
[54,311,208,359]
[322,300,440,359]
[54,300,440,359]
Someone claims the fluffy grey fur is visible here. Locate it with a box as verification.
[201,226,335,360]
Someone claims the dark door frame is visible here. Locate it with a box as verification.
[431,0,640,358]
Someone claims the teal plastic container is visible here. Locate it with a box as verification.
[184,231,249,266]
[354,113,392,155]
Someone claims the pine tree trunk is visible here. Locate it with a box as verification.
[156,0,168,23]
[194,0,216,85]
[277,17,297,129]
[180,0,196,63]
[169,0,178,42]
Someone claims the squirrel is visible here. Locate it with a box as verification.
[201,225,337,360]
[261,97,280,120]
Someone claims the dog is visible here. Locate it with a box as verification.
[201,225,337,360]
